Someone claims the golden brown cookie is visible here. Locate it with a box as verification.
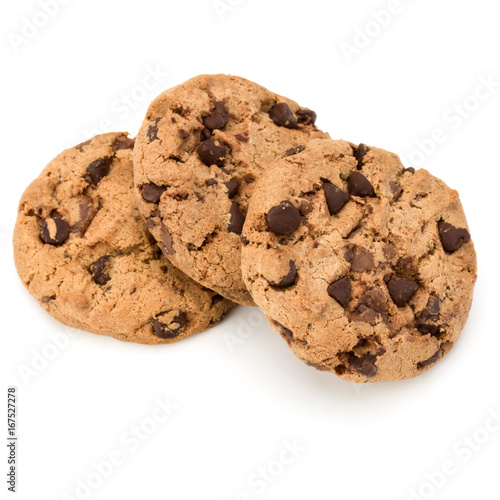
[133,74,329,305]
[13,132,234,344]
[241,139,477,382]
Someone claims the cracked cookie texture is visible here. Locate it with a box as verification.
[13,132,234,344]
[241,139,477,382]
[133,74,329,305]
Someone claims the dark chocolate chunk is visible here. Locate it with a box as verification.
[72,196,97,235]
[359,288,389,313]
[224,178,239,198]
[354,143,371,169]
[146,118,160,143]
[203,102,230,130]
[160,225,175,255]
[438,220,470,253]
[390,182,403,200]
[75,139,92,152]
[323,181,350,215]
[40,218,70,246]
[348,171,374,197]
[87,157,112,185]
[153,311,187,339]
[268,260,297,287]
[296,108,317,125]
[283,145,305,158]
[349,305,378,325]
[349,247,374,272]
[235,133,249,142]
[387,274,418,307]
[89,255,112,286]
[274,321,294,344]
[179,129,190,139]
[404,167,416,174]
[112,136,134,150]
[348,352,377,378]
[416,295,441,335]
[201,128,212,141]
[266,201,301,235]
[142,183,166,204]
[228,201,245,234]
[198,138,227,167]
[269,102,298,129]
[327,277,352,308]
[417,350,440,369]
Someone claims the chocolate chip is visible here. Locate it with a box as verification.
[274,321,294,344]
[40,218,70,246]
[404,167,416,174]
[201,128,212,141]
[244,175,255,184]
[387,274,418,307]
[296,108,317,125]
[160,225,175,255]
[142,183,166,203]
[383,244,396,260]
[89,255,112,285]
[146,118,160,143]
[235,132,249,142]
[416,295,441,335]
[75,139,91,152]
[354,143,370,169]
[266,201,301,235]
[41,295,56,303]
[348,352,377,378]
[327,277,351,308]
[228,201,245,234]
[349,305,378,325]
[390,182,403,200]
[87,157,112,185]
[298,200,313,216]
[72,196,96,235]
[348,171,374,197]
[268,260,297,287]
[112,136,134,150]
[359,288,388,313]
[203,102,230,130]
[153,311,187,339]
[283,145,305,158]
[438,220,471,253]
[417,350,440,369]
[198,138,227,167]
[179,129,190,139]
[224,179,239,198]
[349,247,374,272]
[323,181,350,215]
[211,294,224,306]
[269,102,298,129]
[206,179,217,186]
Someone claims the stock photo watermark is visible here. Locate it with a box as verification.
[82,65,171,139]
[223,309,266,353]
[17,326,80,385]
[405,405,500,500]
[60,396,179,500]
[225,439,306,500]
[212,0,245,21]
[340,0,418,64]
[7,0,73,54]
[6,387,18,493]
[401,74,499,168]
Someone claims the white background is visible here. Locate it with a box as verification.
[1,1,499,499]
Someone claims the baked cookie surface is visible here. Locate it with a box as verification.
[14,132,234,344]
[241,139,477,382]
[133,74,329,305]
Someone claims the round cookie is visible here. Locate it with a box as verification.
[13,132,234,344]
[133,74,329,305]
[241,139,477,383]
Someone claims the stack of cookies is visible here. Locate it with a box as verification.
[14,74,477,383]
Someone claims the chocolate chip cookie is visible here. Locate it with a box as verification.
[133,74,329,305]
[241,139,477,382]
[13,133,234,344]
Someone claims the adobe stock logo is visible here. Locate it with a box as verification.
[340,0,418,64]
[7,0,73,54]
